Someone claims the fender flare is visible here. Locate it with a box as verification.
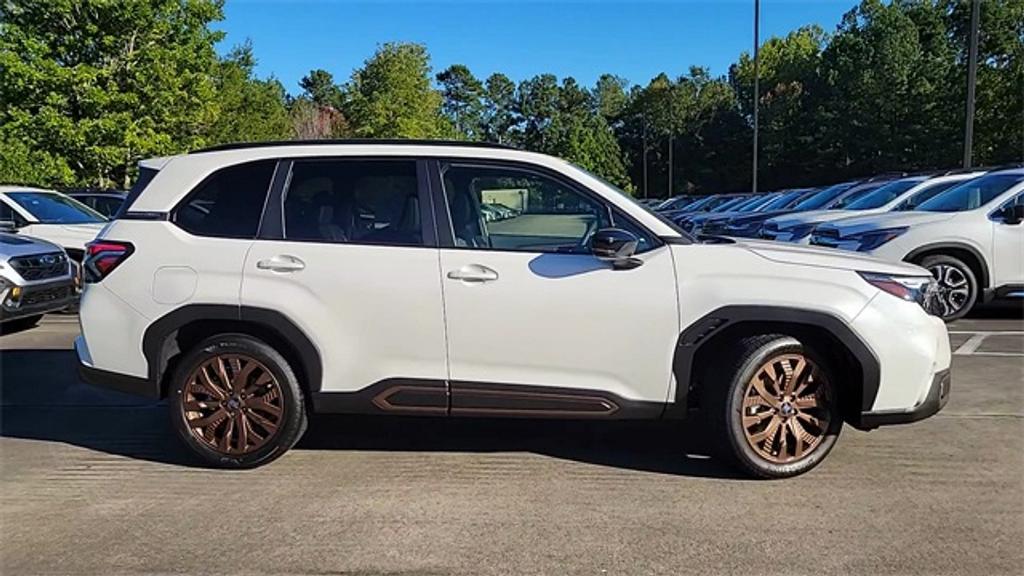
[667,305,880,427]
[141,304,323,395]
[905,242,990,288]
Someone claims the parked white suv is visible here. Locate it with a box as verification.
[0,186,107,260]
[811,168,1024,321]
[761,172,986,244]
[76,141,951,478]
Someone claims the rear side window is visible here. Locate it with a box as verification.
[282,159,422,246]
[174,161,276,238]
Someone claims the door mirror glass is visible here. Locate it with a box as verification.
[589,227,642,269]
[1000,203,1024,225]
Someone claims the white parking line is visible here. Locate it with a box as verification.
[948,331,1024,357]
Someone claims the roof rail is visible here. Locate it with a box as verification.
[190,139,517,154]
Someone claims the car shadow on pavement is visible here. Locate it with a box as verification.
[0,349,746,479]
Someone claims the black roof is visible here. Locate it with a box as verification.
[191,139,515,154]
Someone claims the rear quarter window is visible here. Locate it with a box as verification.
[173,161,277,239]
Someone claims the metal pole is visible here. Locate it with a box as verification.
[642,116,649,198]
[752,0,760,193]
[963,0,980,168]
[668,135,673,198]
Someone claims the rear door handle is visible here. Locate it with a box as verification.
[447,264,499,283]
[256,255,305,272]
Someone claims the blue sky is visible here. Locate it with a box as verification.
[218,1,854,94]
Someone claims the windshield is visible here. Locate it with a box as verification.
[917,173,1024,212]
[710,196,750,212]
[6,191,106,224]
[793,182,855,210]
[893,179,964,211]
[843,178,925,210]
[763,190,807,210]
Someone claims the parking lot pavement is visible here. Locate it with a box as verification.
[1,314,1022,575]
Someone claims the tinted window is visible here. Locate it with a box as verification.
[283,159,422,246]
[5,191,105,224]
[442,164,654,253]
[794,183,855,210]
[893,179,963,211]
[842,178,924,210]
[917,173,1024,212]
[174,161,276,238]
[93,196,125,217]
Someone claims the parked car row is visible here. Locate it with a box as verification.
[480,202,520,222]
[650,166,1024,321]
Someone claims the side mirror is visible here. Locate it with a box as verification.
[1000,204,1024,225]
[589,227,642,269]
[0,220,18,233]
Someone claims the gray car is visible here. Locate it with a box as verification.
[0,232,77,332]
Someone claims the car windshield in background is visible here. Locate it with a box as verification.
[892,179,964,211]
[709,197,748,212]
[7,191,106,224]
[575,165,687,236]
[732,196,771,212]
[793,183,855,210]
[842,178,924,210]
[761,190,805,210]
[916,173,1024,212]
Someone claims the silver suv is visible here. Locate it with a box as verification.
[0,232,77,332]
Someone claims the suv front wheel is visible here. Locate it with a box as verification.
[707,335,842,478]
[169,334,308,468]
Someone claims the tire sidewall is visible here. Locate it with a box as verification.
[169,334,307,469]
[724,338,842,479]
[920,254,978,322]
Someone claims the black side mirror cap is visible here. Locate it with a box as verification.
[1001,204,1024,225]
[589,227,642,269]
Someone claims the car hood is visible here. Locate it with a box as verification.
[726,209,797,226]
[739,239,927,276]
[0,232,64,258]
[768,209,880,229]
[815,211,957,237]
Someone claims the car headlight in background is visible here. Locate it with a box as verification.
[859,271,935,311]
[850,227,908,252]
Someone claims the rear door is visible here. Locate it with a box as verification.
[432,160,679,417]
[241,158,449,410]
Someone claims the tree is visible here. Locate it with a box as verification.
[593,74,629,122]
[207,42,292,145]
[0,0,226,188]
[436,64,484,139]
[299,68,342,108]
[481,73,518,144]
[343,42,450,138]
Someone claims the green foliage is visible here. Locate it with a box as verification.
[436,64,484,139]
[208,42,292,145]
[343,42,450,138]
[299,69,342,108]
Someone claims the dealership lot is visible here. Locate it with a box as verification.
[1,311,1022,575]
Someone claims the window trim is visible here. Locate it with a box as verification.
[429,158,663,254]
[258,156,439,249]
[170,159,279,240]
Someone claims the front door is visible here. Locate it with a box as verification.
[991,192,1024,288]
[434,161,679,417]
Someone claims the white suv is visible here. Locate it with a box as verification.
[76,141,951,478]
[811,168,1024,321]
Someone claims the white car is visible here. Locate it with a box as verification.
[0,186,107,260]
[811,168,1024,320]
[761,172,985,244]
[76,140,951,478]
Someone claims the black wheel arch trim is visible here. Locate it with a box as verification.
[905,242,990,288]
[141,304,323,397]
[667,305,881,427]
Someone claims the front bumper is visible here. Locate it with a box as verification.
[860,369,950,428]
[0,278,77,322]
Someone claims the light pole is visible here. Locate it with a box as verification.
[752,0,761,194]
[963,0,980,168]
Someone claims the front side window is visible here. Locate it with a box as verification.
[283,159,422,246]
[917,173,1024,212]
[442,164,653,253]
[5,192,105,224]
[174,161,276,238]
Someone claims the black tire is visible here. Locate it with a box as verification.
[169,333,307,469]
[0,314,43,335]
[919,254,978,322]
[706,335,842,479]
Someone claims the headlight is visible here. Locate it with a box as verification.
[859,272,935,310]
[850,227,908,252]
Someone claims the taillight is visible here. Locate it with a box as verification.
[84,240,134,283]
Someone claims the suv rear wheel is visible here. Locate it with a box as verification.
[707,335,842,479]
[169,334,308,468]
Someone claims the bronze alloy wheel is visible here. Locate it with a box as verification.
[180,354,285,456]
[740,353,832,464]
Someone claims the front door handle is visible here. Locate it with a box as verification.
[447,264,499,283]
[256,255,305,273]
